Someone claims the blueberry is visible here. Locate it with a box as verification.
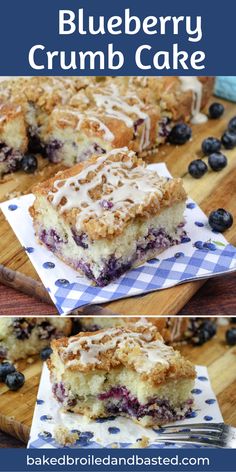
[188,159,208,179]
[21,154,38,174]
[192,330,210,346]
[199,321,217,338]
[226,328,236,346]
[5,372,25,391]
[40,347,53,361]
[221,131,236,150]
[0,362,16,382]
[208,209,233,233]
[201,137,221,155]
[228,116,236,133]
[208,103,224,119]
[168,123,192,145]
[208,152,227,171]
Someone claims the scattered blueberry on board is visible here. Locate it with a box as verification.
[0,361,25,391]
[208,152,227,172]
[21,154,38,174]
[192,321,217,346]
[5,372,25,391]
[40,347,53,361]
[208,103,224,119]
[167,123,192,145]
[201,137,221,155]
[0,362,16,382]
[221,131,236,150]
[226,328,236,346]
[208,209,233,233]
[188,159,208,179]
[228,116,236,133]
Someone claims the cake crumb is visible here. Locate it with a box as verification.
[111,443,120,448]
[54,425,79,446]
[132,436,150,448]
[27,357,34,364]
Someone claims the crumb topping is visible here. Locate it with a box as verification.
[50,326,195,383]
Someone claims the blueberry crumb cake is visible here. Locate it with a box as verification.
[48,325,196,427]
[0,317,72,361]
[30,148,187,286]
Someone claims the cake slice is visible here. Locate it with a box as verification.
[79,316,217,344]
[78,317,190,343]
[41,81,160,166]
[0,317,72,361]
[48,325,196,427]
[30,148,187,286]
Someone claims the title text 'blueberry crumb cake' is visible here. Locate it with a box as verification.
[30,148,187,286]
[48,324,196,427]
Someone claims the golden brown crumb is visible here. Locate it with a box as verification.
[132,436,150,448]
[54,425,79,446]
[26,357,34,364]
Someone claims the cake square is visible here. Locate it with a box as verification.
[48,325,196,427]
[30,148,187,286]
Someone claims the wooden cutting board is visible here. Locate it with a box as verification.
[0,98,236,315]
[0,325,235,445]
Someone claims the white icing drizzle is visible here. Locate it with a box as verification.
[63,327,174,373]
[49,148,164,231]
[178,77,208,124]
[93,84,151,151]
[56,107,114,142]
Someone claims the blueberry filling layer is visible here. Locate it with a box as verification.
[0,346,8,360]
[77,228,184,286]
[52,383,193,423]
[0,142,23,172]
[45,140,63,163]
[158,117,171,139]
[37,322,56,340]
[11,318,60,341]
[12,318,34,340]
[39,229,68,252]
[76,143,106,163]
[98,387,193,422]
[71,229,88,249]
[28,127,47,156]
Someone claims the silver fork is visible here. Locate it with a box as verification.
[154,423,236,448]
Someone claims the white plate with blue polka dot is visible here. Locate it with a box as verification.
[1,163,236,316]
[28,364,223,449]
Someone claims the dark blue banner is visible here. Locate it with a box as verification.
[0,448,236,472]
[0,0,235,75]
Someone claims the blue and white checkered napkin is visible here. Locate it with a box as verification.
[1,163,236,316]
[28,364,222,449]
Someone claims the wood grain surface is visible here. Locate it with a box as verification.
[0,322,235,447]
[0,98,236,315]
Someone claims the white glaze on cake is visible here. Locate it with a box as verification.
[49,148,164,232]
